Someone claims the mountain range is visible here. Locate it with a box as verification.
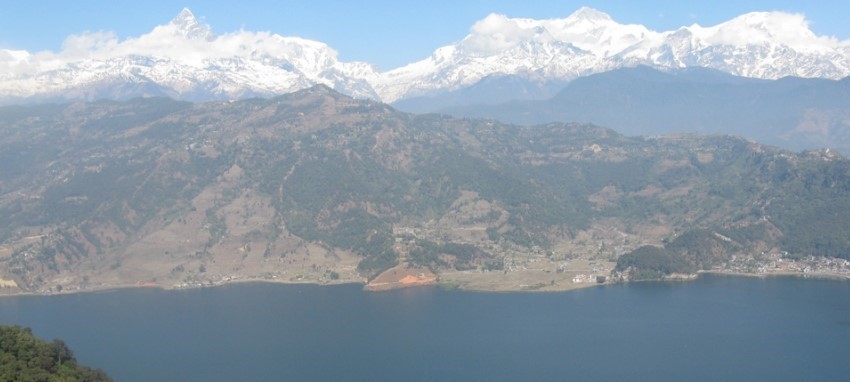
[2,7,850,105]
[1,87,849,292]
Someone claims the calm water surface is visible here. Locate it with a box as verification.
[1,275,849,381]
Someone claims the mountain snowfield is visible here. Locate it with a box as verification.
[0,9,381,103]
[1,7,849,104]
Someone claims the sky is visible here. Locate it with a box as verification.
[1,1,849,70]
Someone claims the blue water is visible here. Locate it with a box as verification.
[1,275,849,381]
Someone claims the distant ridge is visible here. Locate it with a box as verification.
[431,66,850,154]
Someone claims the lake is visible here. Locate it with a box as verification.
[1,275,849,381]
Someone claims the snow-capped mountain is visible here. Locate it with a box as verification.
[1,7,849,104]
[0,8,380,103]
[377,7,850,102]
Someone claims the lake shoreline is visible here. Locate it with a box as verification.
[0,277,365,299]
[4,267,849,382]
[698,269,850,281]
[1,268,848,299]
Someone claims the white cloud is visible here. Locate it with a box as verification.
[462,13,553,55]
[0,9,353,72]
[61,31,119,56]
[698,12,839,51]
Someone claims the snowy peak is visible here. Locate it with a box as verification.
[376,9,658,101]
[460,13,558,56]
[376,8,850,102]
[0,8,380,103]
[169,7,215,41]
[459,7,625,57]
[692,11,830,51]
[565,6,614,24]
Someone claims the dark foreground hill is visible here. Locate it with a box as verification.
[1,86,849,292]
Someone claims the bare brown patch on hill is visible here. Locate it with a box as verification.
[365,264,437,291]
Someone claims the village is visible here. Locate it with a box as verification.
[713,252,850,279]
[6,216,850,296]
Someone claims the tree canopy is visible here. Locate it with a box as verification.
[0,325,112,382]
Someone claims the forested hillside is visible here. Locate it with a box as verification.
[1,86,849,291]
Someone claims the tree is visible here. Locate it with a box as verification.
[0,325,112,381]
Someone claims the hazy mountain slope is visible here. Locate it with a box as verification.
[442,66,850,153]
[391,74,568,114]
[1,87,849,292]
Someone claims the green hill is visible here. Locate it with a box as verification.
[1,86,849,290]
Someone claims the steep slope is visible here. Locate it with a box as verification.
[1,88,849,293]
